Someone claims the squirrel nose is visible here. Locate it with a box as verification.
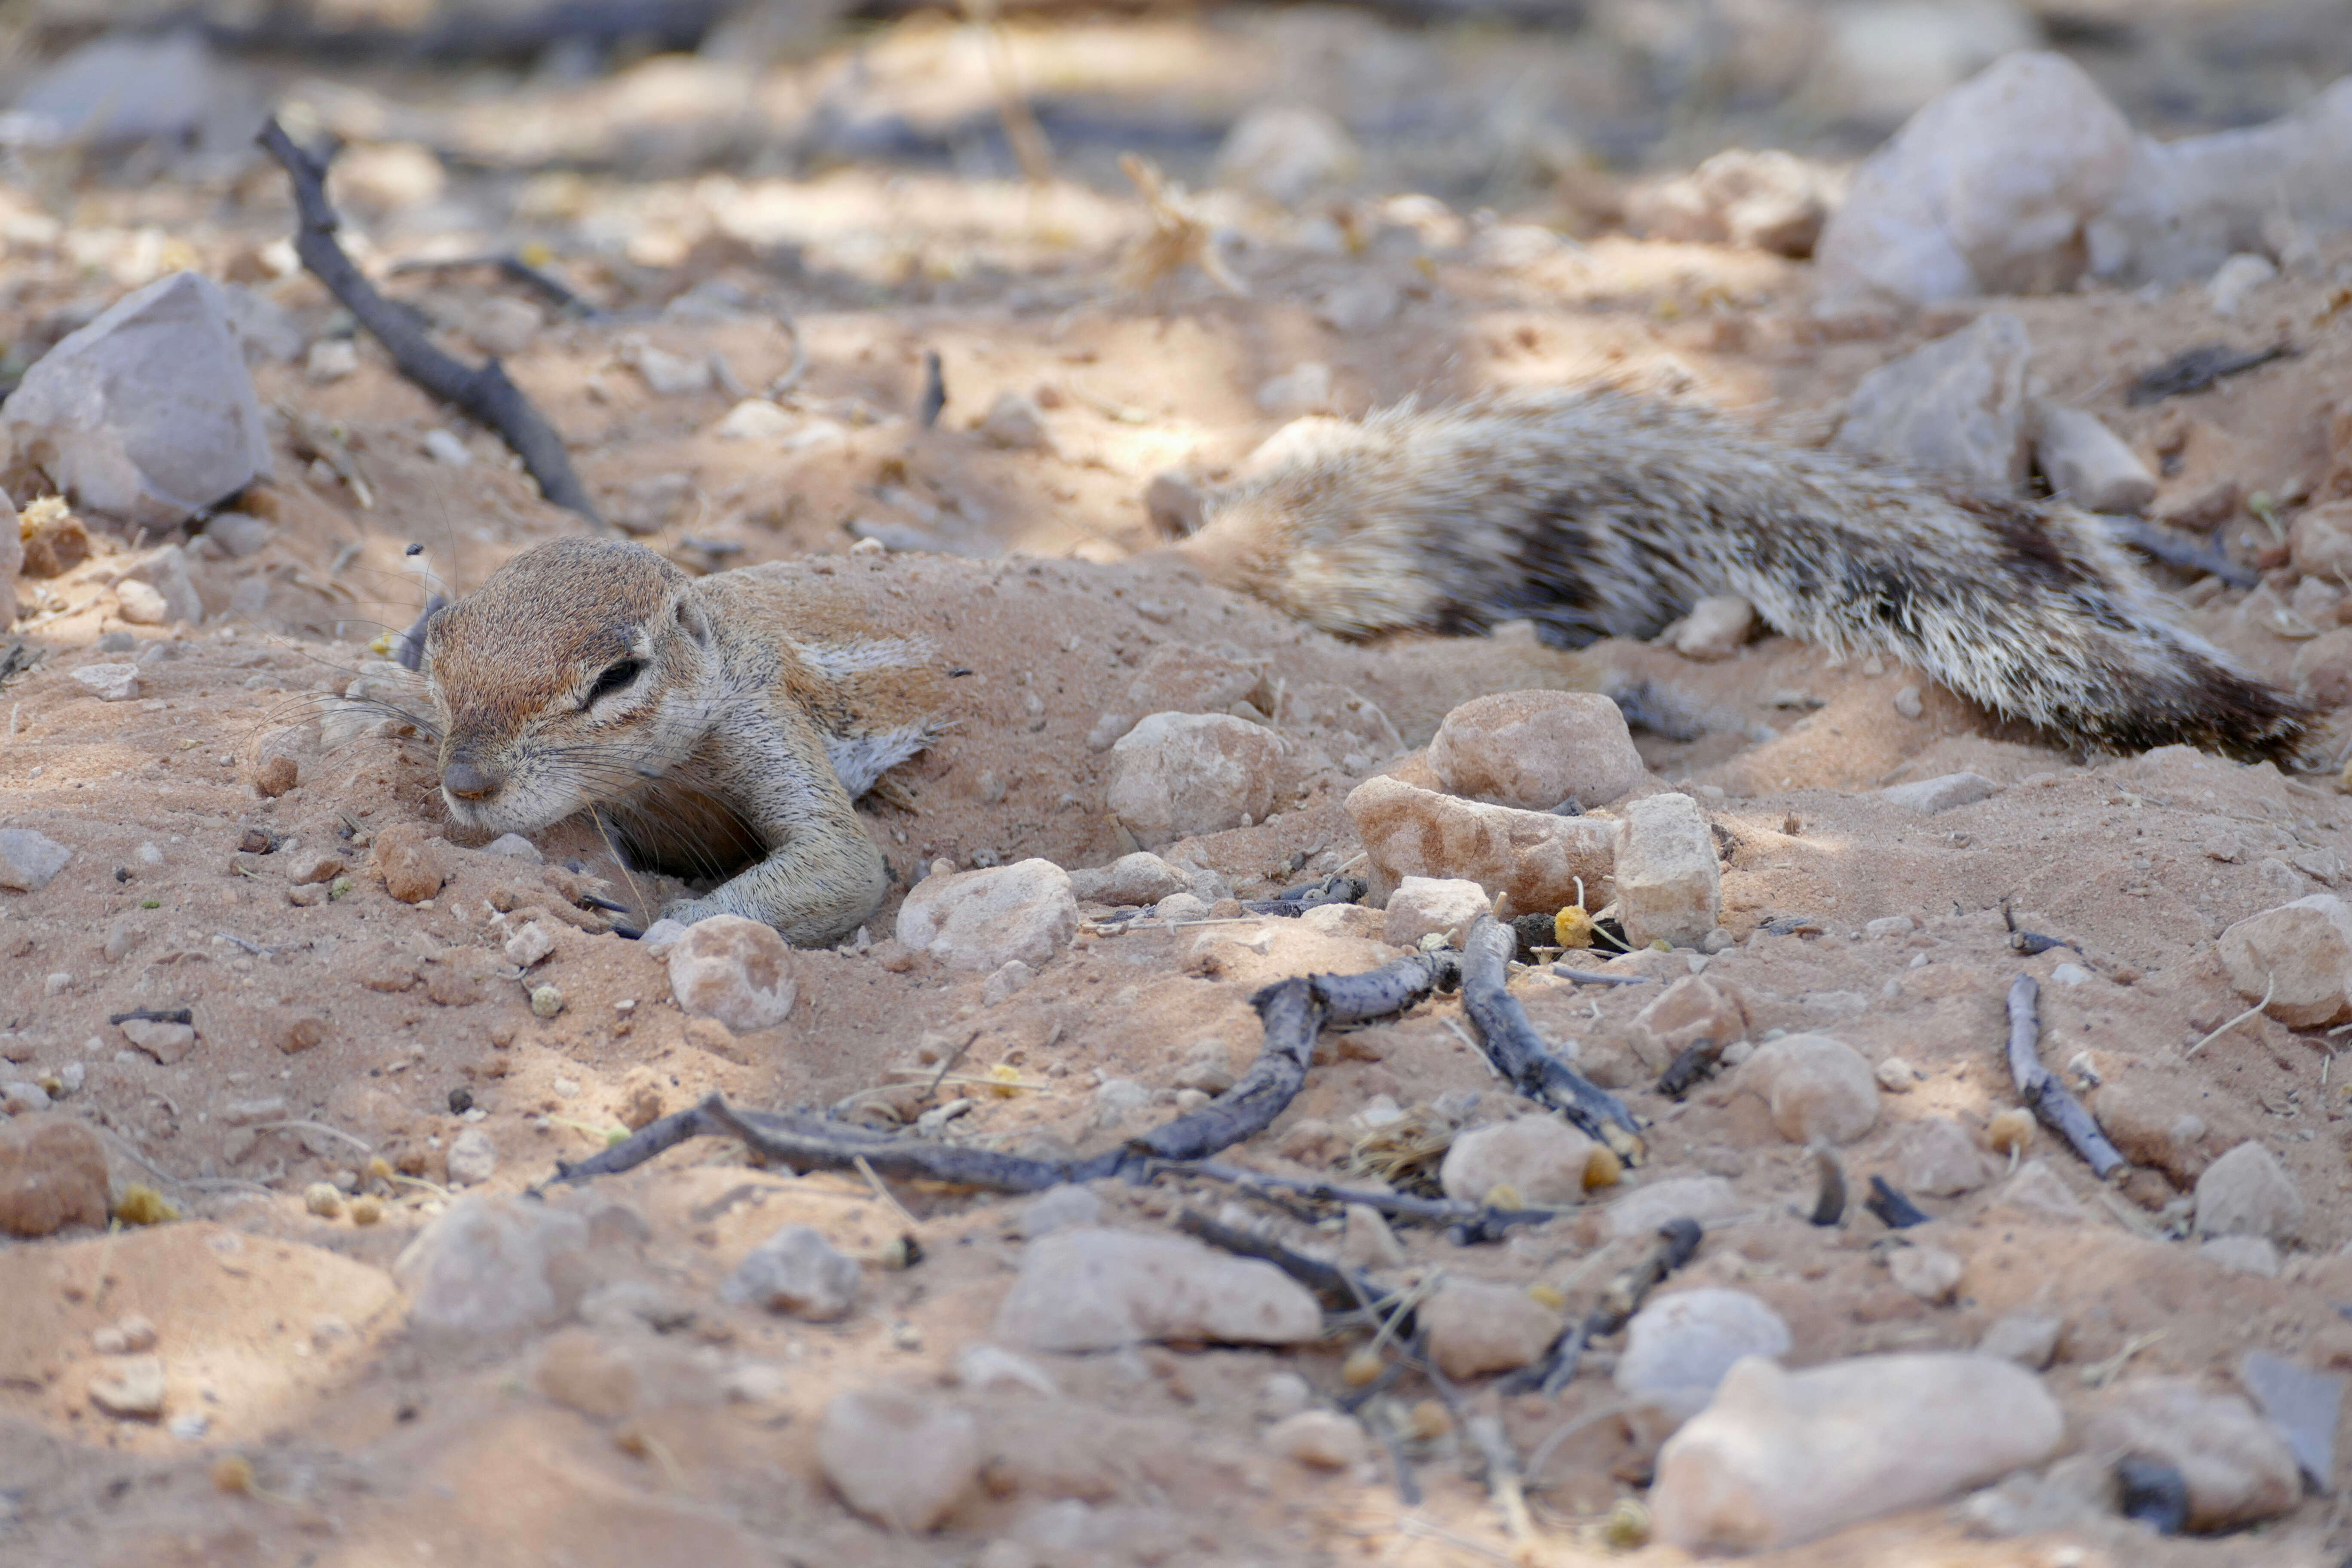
[442,760,502,801]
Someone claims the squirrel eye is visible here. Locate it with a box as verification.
[585,658,645,706]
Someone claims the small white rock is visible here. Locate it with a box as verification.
[70,663,141,701]
[444,1127,497,1186]
[1616,1288,1791,1421]
[1617,792,1721,948]
[502,920,555,968]
[1438,1116,1597,1207]
[2195,1140,2304,1243]
[1382,876,1492,949]
[0,828,74,891]
[1881,772,2001,814]
[995,1227,1322,1353]
[896,860,1080,973]
[817,1388,979,1533]
[666,914,797,1031]
[422,429,472,467]
[1265,1409,1369,1469]
[723,1224,861,1320]
[2208,251,2278,319]
[483,833,542,862]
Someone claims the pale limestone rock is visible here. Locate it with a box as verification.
[897,859,1080,972]
[1438,1116,1597,1207]
[1617,793,1721,948]
[1382,876,1492,949]
[666,914,797,1031]
[1426,690,1645,810]
[1346,774,1618,913]
[1740,1034,1879,1145]
[995,1228,1322,1353]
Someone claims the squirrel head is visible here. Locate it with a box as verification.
[421,539,719,834]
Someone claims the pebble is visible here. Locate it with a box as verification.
[1892,684,1925,720]
[1421,1278,1563,1379]
[2031,401,2157,513]
[817,1388,980,1533]
[1994,1158,2083,1221]
[286,850,343,887]
[666,913,798,1031]
[994,1227,1323,1353]
[1616,793,1721,948]
[1438,1116,1598,1207]
[2082,1380,2300,1530]
[982,959,1034,1006]
[1887,1245,1964,1303]
[1265,1409,1369,1469]
[1627,149,1834,256]
[370,822,448,903]
[114,579,169,624]
[2207,251,2277,318]
[2291,502,2352,580]
[304,1182,342,1218]
[444,1127,496,1187]
[422,429,472,467]
[306,338,358,382]
[1172,1038,1237,1093]
[1151,891,1207,922]
[1605,1175,1743,1238]
[2217,894,2352,1026]
[1615,1288,1792,1420]
[119,1018,195,1064]
[502,920,555,968]
[1067,851,1191,906]
[723,1224,862,1321]
[1107,712,1285,843]
[1881,770,2002,815]
[1624,974,1749,1072]
[1657,600,1755,667]
[483,832,542,862]
[713,398,794,441]
[1816,52,2132,307]
[1382,876,1492,948]
[1834,313,2033,489]
[1873,1056,1918,1092]
[1651,1352,2065,1552]
[393,1195,594,1344]
[1018,1184,1102,1239]
[1977,1311,2063,1370]
[1216,104,1357,206]
[0,1117,108,1237]
[630,344,713,397]
[0,828,73,892]
[2,271,274,527]
[87,1354,167,1419]
[1425,690,1646,810]
[121,543,203,625]
[1347,775,1619,914]
[70,662,141,701]
[1739,1034,1879,1145]
[2194,1140,2304,1243]
[2240,1350,2343,1490]
[897,859,1080,972]
[529,984,563,1019]
[1340,1204,1406,1269]
[1259,1371,1313,1420]
[1894,1116,1994,1195]
[978,389,1051,450]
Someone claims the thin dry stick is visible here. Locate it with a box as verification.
[854,1154,921,1232]
[2187,975,2275,1057]
[962,0,1053,186]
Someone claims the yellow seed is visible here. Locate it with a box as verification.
[1584,1145,1623,1191]
[211,1455,255,1494]
[349,1195,384,1226]
[1342,1348,1384,1386]
[1987,1107,2036,1156]
[113,1185,178,1226]
[1554,906,1595,949]
[1602,1498,1651,1550]
[986,1063,1024,1098]
[1407,1398,1452,1440]
[366,1156,393,1182]
[1481,1182,1524,1210]
[1526,1282,1567,1312]
[303,1182,343,1219]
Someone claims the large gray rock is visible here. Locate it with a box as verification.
[1652,1352,2065,1552]
[393,1196,594,1344]
[1421,1277,1563,1379]
[723,1224,861,1321]
[1346,774,1618,914]
[818,1388,979,1533]
[2194,1140,2304,1243]
[0,828,73,892]
[2217,894,2352,1027]
[1740,1035,1879,1145]
[995,1227,1322,1353]
[1438,1116,1597,1207]
[1426,690,1645,811]
[1817,52,2134,305]
[1834,315,2033,491]
[897,859,1080,972]
[2082,1380,2301,1531]
[3,272,273,527]
[1617,1289,1792,1421]
[1107,712,1286,843]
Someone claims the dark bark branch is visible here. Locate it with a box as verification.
[256,116,606,530]
[1461,917,1644,1159]
[2005,973,2126,1179]
[1174,1207,1373,1309]
[1501,1218,1702,1396]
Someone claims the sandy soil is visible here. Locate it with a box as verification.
[10,7,2352,1566]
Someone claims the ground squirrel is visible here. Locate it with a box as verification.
[420,539,948,946]
[1173,387,2312,764]
[419,388,2308,947]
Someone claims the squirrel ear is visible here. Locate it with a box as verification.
[674,594,714,647]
